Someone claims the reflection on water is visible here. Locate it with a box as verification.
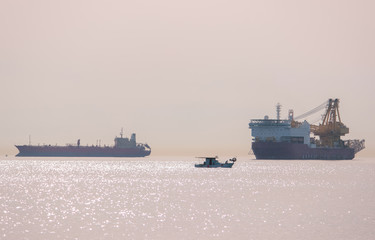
[0,157,374,240]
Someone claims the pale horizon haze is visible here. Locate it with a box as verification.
[1,0,374,157]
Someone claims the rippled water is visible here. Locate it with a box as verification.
[0,156,374,240]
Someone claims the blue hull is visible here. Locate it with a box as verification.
[252,142,354,160]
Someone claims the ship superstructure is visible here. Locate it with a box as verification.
[15,130,151,157]
[249,99,365,160]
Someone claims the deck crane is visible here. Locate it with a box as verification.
[310,99,349,147]
[291,98,364,152]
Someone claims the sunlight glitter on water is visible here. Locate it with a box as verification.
[0,157,374,240]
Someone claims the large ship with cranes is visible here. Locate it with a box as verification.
[15,130,151,157]
[249,99,365,160]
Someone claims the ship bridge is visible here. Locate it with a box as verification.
[249,117,311,145]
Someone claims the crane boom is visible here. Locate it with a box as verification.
[294,100,328,120]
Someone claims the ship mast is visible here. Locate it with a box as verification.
[276,103,281,121]
[120,128,124,138]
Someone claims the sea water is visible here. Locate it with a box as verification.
[0,156,374,240]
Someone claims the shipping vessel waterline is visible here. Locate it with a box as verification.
[15,131,151,157]
[249,99,365,160]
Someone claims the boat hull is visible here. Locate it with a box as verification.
[15,145,151,157]
[194,163,234,168]
[252,142,354,160]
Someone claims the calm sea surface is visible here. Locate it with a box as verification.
[0,156,374,240]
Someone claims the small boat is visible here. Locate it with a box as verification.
[194,156,236,168]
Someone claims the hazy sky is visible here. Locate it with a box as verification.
[1,0,374,157]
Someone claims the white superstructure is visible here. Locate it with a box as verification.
[249,117,311,145]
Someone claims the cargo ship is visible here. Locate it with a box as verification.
[249,99,365,160]
[15,130,151,157]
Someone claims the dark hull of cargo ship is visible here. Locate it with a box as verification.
[15,145,151,157]
[252,142,354,160]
